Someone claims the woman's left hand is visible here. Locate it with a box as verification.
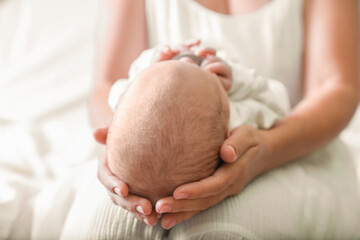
[155,125,266,229]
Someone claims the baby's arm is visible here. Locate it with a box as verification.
[227,61,290,129]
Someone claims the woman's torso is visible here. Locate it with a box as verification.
[145,0,304,107]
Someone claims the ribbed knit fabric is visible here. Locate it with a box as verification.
[58,140,360,239]
[59,169,166,240]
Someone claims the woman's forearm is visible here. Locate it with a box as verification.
[246,0,360,180]
[252,83,359,178]
[89,82,114,129]
[89,0,147,129]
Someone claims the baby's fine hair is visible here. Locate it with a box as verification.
[107,61,227,205]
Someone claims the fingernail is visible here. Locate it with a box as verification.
[144,218,151,226]
[112,187,121,196]
[175,193,189,200]
[159,205,172,214]
[227,145,236,162]
[166,220,176,230]
[136,206,145,214]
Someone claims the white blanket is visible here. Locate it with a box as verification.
[108,46,291,130]
[0,0,360,239]
[0,0,98,238]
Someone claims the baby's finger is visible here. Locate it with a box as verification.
[203,62,231,78]
[221,76,233,92]
[183,39,201,48]
[157,47,179,62]
[160,210,202,229]
[193,46,216,57]
[173,39,200,53]
[172,164,235,200]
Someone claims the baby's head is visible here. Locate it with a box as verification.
[107,60,229,205]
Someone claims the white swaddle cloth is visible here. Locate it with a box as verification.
[108,45,290,130]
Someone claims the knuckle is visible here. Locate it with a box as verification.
[117,200,127,208]
[242,124,252,134]
[238,125,256,140]
[252,145,261,155]
[111,196,122,206]
[109,194,125,208]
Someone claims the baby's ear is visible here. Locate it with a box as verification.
[93,127,109,145]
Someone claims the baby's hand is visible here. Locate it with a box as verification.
[156,46,180,62]
[201,55,233,92]
[156,39,216,63]
[156,40,231,90]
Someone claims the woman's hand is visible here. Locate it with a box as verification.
[155,125,266,229]
[94,128,160,226]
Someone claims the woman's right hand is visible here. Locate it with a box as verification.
[93,128,160,226]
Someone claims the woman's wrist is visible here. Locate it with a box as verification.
[242,128,274,185]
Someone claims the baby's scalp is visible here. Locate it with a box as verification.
[107,61,228,205]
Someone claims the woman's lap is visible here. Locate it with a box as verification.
[169,139,360,239]
[59,168,165,240]
[60,139,360,239]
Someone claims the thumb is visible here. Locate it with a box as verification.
[220,125,256,163]
[93,127,109,145]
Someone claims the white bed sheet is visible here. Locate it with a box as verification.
[0,0,359,239]
[0,0,98,238]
